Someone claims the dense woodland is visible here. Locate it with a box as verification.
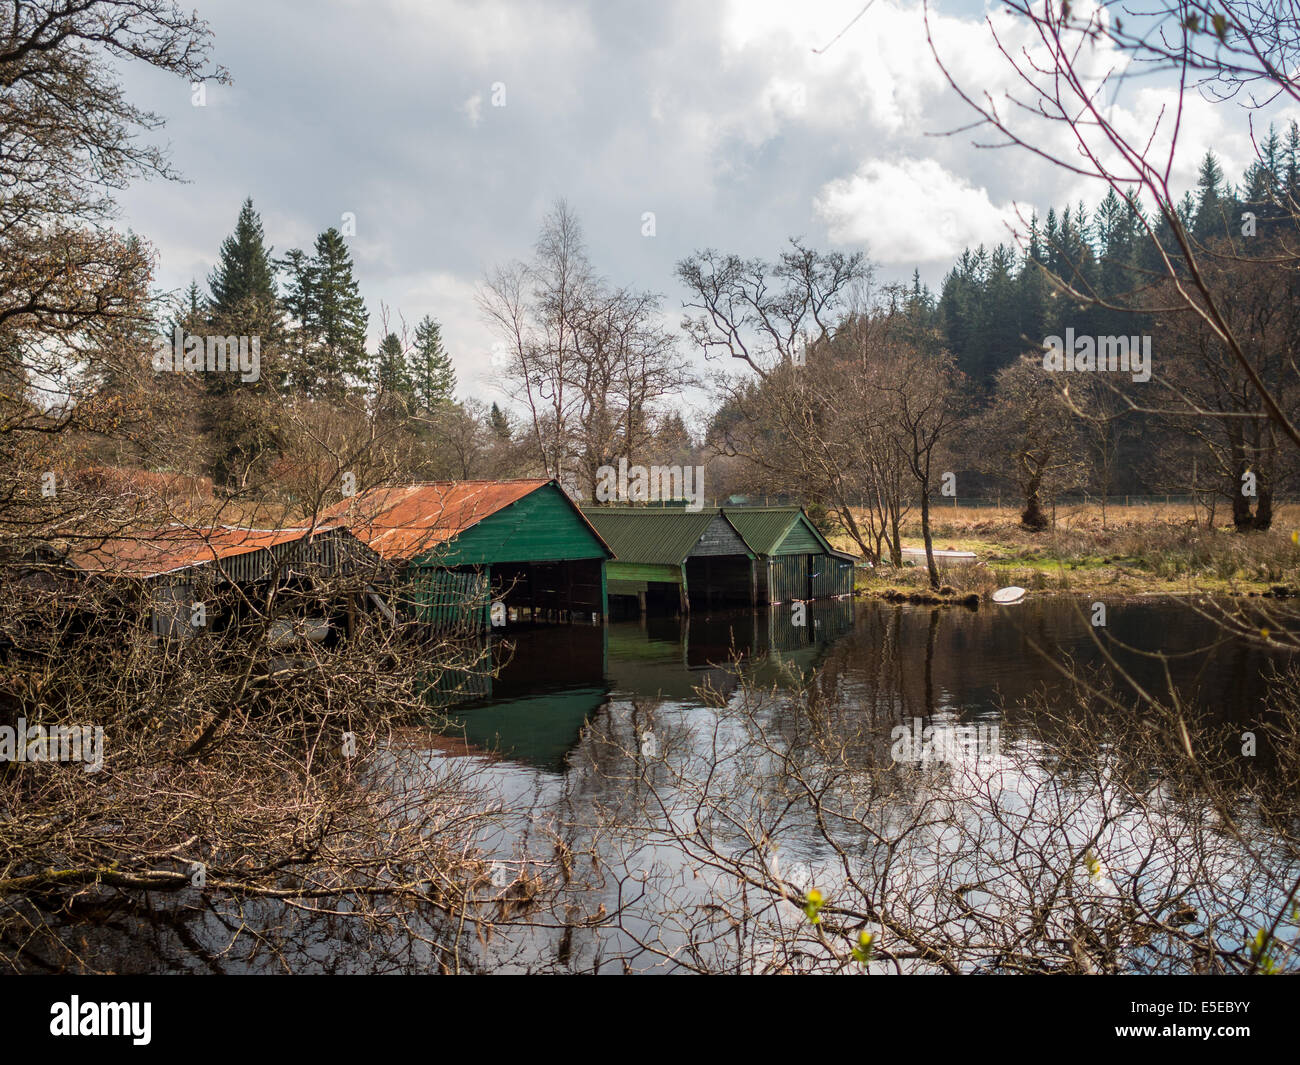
[705,136,1300,547]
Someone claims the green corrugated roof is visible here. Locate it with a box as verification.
[724,507,810,556]
[722,506,855,560]
[580,507,726,565]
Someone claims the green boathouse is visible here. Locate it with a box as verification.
[580,506,755,615]
[328,479,614,627]
[722,506,856,604]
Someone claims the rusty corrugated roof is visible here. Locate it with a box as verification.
[67,479,613,578]
[320,479,557,562]
[66,524,340,579]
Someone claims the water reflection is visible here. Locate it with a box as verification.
[28,596,1289,973]
[436,600,857,769]
[438,597,1279,774]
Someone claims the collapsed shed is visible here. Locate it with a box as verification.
[64,523,380,640]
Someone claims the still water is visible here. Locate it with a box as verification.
[410,596,1291,973]
[36,596,1289,973]
[439,596,1277,773]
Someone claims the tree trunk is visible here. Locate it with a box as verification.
[1232,478,1254,531]
[1021,480,1048,531]
[920,488,939,589]
[1252,487,1273,531]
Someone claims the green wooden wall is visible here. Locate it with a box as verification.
[606,561,683,591]
[416,483,609,567]
[402,567,490,626]
[773,517,822,555]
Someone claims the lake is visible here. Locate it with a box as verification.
[32,595,1292,973]
[411,596,1293,973]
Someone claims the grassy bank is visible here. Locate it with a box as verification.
[833,502,1300,602]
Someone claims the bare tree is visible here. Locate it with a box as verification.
[480,201,692,496]
[677,239,867,377]
[976,355,1087,531]
[881,347,963,587]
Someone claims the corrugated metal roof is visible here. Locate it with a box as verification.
[723,507,805,556]
[66,524,347,579]
[724,506,853,559]
[323,479,611,563]
[580,507,728,565]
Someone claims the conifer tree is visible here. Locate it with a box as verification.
[208,198,277,315]
[311,227,370,392]
[171,280,208,338]
[489,402,511,440]
[410,314,456,410]
[279,229,369,396]
[1192,150,1229,241]
[277,248,315,392]
[1284,121,1300,204]
[376,332,412,396]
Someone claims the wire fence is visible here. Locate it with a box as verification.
[739,495,1295,510]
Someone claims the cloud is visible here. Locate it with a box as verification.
[107,0,1300,416]
[815,157,1018,262]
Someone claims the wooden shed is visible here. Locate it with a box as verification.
[723,507,856,604]
[64,523,381,641]
[327,479,613,627]
[580,507,755,615]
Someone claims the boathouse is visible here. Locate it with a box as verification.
[327,479,613,627]
[64,523,380,640]
[722,506,856,604]
[579,507,755,615]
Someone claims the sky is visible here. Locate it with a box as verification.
[112,0,1298,427]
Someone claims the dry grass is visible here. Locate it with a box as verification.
[836,502,1300,598]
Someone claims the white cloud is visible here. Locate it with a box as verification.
[111,0,1300,416]
[815,157,1018,262]
[380,271,486,401]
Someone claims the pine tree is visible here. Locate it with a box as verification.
[1192,150,1229,241]
[981,244,1023,379]
[1017,215,1049,353]
[292,228,369,395]
[1090,189,1145,334]
[1285,121,1300,204]
[1243,124,1283,205]
[375,332,412,396]
[202,203,285,486]
[277,248,316,392]
[171,280,207,338]
[208,199,277,315]
[410,314,456,410]
[489,402,511,440]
